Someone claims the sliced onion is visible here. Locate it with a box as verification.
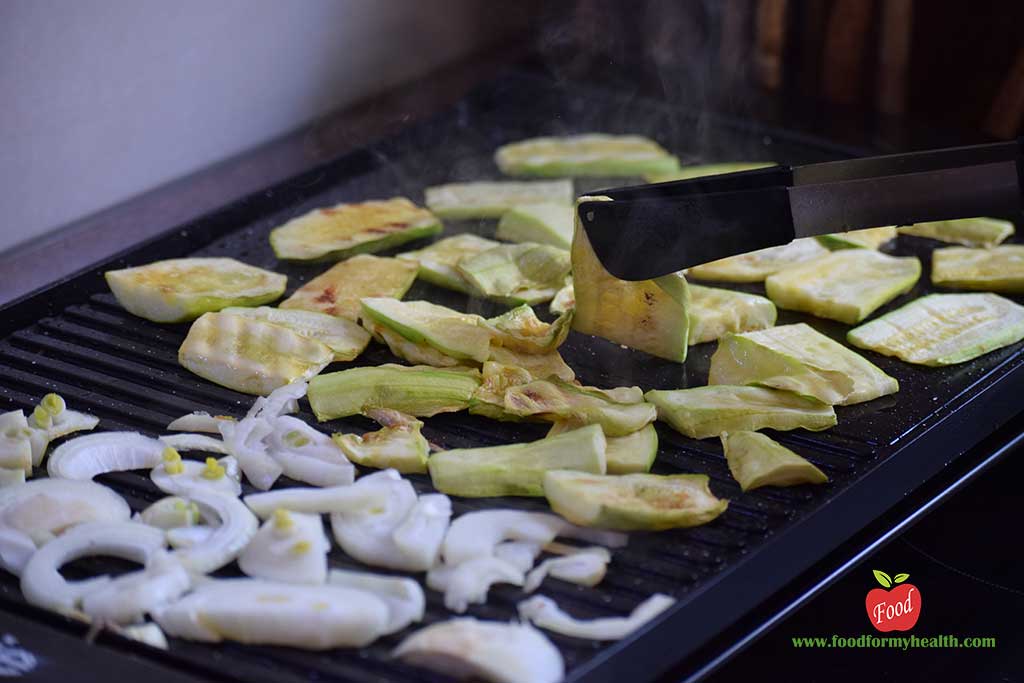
[218,418,281,491]
[47,432,164,480]
[394,618,564,683]
[150,456,242,497]
[0,410,32,472]
[80,551,192,625]
[0,468,26,488]
[517,593,676,641]
[159,433,229,454]
[237,510,329,585]
[330,472,421,571]
[30,407,100,467]
[171,489,258,574]
[166,525,214,549]
[523,547,611,593]
[426,556,525,614]
[243,473,394,518]
[20,521,166,614]
[153,578,390,649]
[266,416,354,487]
[494,541,542,573]
[249,380,306,421]
[390,493,451,571]
[115,622,169,649]
[139,496,200,529]
[167,412,234,434]
[328,568,425,634]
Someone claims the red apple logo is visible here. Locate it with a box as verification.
[865,570,921,632]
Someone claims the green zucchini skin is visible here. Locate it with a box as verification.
[307,365,481,420]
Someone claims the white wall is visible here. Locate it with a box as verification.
[0,0,527,253]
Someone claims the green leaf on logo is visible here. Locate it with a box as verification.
[893,573,910,583]
[873,570,893,588]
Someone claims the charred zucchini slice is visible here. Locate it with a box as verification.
[930,245,1024,294]
[572,198,690,361]
[548,422,658,474]
[688,285,777,345]
[543,471,728,531]
[503,379,656,436]
[765,250,921,324]
[709,323,898,405]
[645,386,836,439]
[644,161,775,184]
[220,307,370,361]
[363,319,465,368]
[425,180,572,219]
[105,257,286,323]
[487,348,575,382]
[721,431,828,491]
[817,226,897,250]
[269,197,441,261]
[899,217,1014,248]
[495,134,680,177]
[549,278,575,315]
[428,424,606,498]
[178,312,333,395]
[496,204,574,249]
[457,243,571,305]
[468,362,535,421]
[685,238,829,283]
[280,255,417,321]
[847,293,1024,366]
[360,298,492,363]
[308,364,480,420]
[487,305,572,354]
[332,410,429,474]
[397,234,501,294]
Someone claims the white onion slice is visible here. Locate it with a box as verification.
[116,622,169,649]
[159,433,229,454]
[153,578,390,649]
[238,510,329,585]
[494,541,542,573]
[167,412,234,434]
[523,547,611,593]
[0,410,32,472]
[330,472,422,571]
[391,493,452,571]
[394,618,564,683]
[150,456,242,497]
[218,417,281,491]
[47,432,164,480]
[171,489,258,574]
[80,551,192,625]
[139,496,199,529]
[328,568,425,634]
[30,408,100,467]
[166,525,214,549]
[426,556,525,614]
[20,521,166,614]
[517,593,676,641]
[0,468,25,488]
[243,474,394,519]
[250,380,306,421]
[266,416,354,487]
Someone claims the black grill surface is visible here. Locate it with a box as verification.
[1,72,1022,682]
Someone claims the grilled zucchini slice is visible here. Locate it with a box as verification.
[765,250,921,324]
[503,379,656,436]
[363,319,464,368]
[280,255,417,321]
[425,180,573,219]
[361,298,492,363]
[644,161,775,184]
[398,234,501,293]
[487,305,572,354]
[721,431,828,491]
[269,198,441,261]
[709,323,898,405]
[548,422,658,474]
[543,471,727,531]
[496,134,680,177]
[898,217,1014,248]
[817,226,897,250]
[332,410,429,474]
[688,285,777,345]
[645,386,836,439]
[105,257,286,323]
[549,278,575,315]
[487,347,575,383]
[308,365,480,420]
[468,362,535,421]
[457,243,571,305]
[847,293,1024,366]
[572,197,690,361]
[428,424,606,498]
[220,307,370,362]
[178,312,333,395]
[686,238,830,283]
[930,245,1024,294]
[496,203,574,249]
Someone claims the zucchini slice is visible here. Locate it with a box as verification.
[363,319,466,368]
[572,198,691,361]
[709,323,898,405]
[765,250,921,324]
[457,243,571,305]
[931,245,1024,294]
[688,284,777,345]
[548,422,658,474]
[549,278,575,315]
[308,364,481,420]
[105,258,286,323]
[487,347,575,383]
[644,386,836,439]
[398,234,501,294]
[496,204,574,249]
[469,362,535,421]
[817,226,897,250]
[220,307,370,361]
[721,431,828,491]
[332,410,429,474]
[487,305,572,354]
[644,161,775,184]
[686,238,830,283]
[425,180,573,220]
[361,298,492,363]
[178,312,333,395]
[898,217,1014,248]
[270,197,441,262]
[847,293,1024,366]
[543,471,727,531]
[503,379,656,436]
[428,424,606,498]
[495,134,680,177]
[280,255,417,321]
